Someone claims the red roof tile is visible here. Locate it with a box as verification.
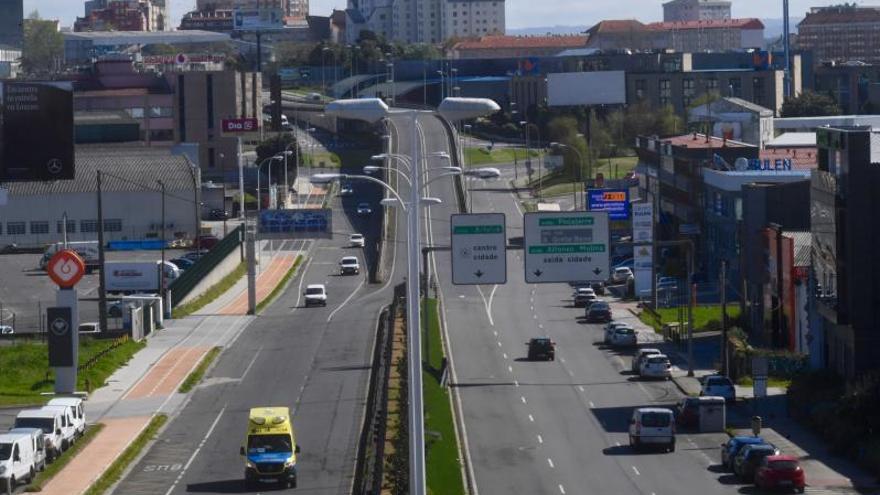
[585,19,647,35]
[648,17,764,30]
[454,35,589,51]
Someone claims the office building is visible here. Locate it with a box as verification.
[813,63,880,115]
[798,5,880,65]
[0,0,23,49]
[584,17,763,52]
[663,0,731,22]
[288,0,308,19]
[347,0,504,43]
[75,0,168,32]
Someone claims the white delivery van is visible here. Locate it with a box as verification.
[40,406,77,449]
[13,409,64,461]
[7,429,46,472]
[629,407,676,452]
[0,432,37,492]
[47,398,85,438]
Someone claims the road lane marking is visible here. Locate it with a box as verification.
[559,357,565,363]
[538,324,544,329]
[508,366,513,373]
[615,442,621,447]
[559,484,566,494]
[567,369,573,377]
[520,396,527,404]
[164,405,227,495]
[533,315,537,319]
[578,386,585,392]
[589,401,595,408]
[239,346,263,380]
[547,458,555,468]
[632,466,641,476]
[497,341,502,347]
[528,414,534,422]
[537,434,543,444]
[327,275,366,322]
[493,330,498,337]
[502,353,508,360]
[514,380,520,387]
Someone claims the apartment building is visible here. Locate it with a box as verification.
[798,5,880,65]
[663,0,731,22]
[75,0,168,32]
[584,17,763,52]
[347,0,504,43]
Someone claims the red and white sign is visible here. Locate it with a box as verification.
[222,118,259,133]
[47,249,86,288]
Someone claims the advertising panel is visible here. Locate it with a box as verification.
[222,118,260,133]
[547,71,626,106]
[258,208,333,239]
[587,188,630,220]
[47,307,74,367]
[632,202,653,243]
[233,7,284,30]
[632,202,654,298]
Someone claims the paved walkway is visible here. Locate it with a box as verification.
[612,299,880,492]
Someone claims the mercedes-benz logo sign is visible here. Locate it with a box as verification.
[50,317,69,337]
[46,158,64,175]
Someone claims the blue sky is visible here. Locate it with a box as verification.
[22,0,880,30]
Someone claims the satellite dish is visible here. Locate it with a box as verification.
[734,157,749,171]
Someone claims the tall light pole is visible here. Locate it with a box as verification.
[550,142,584,210]
[256,155,282,212]
[325,97,499,495]
[157,180,166,311]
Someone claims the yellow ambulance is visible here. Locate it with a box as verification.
[240,407,300,488]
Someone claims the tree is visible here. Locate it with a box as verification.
[256,134,300,184]
[780,90,842,117]
[21,11,63,76]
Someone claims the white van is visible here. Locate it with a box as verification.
[7,429,46,472]
[629,407,676,452]
[39,406,76,451]
[47,398,85,438]
[13,409,64,461]
[0,433,38,492]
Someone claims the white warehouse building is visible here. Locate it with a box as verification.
[0,145,199,248]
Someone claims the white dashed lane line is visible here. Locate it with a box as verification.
[547,458,555,468]
[520,396,527,404]
[578,386,585,392]
[528,414,535,422]
[508,365,513,373]
[537,434,543,444]
[502,353,508,359]
[632,466,641,476]
[559,484,566,494]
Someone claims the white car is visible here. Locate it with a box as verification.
[339,256,360,275]
[304,284,327,307]
[349,233,365,248]
[610,327,637,347]
[629,408,675,452]
[0,325,13,335]
[46,398,85,438]
[78,322,101,334]
[612,267,634,283]
[639,354,672,379]
[700,375,736,402]
[604,322,631,344]
[632,348,662,373]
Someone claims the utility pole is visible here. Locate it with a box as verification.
[96,171,108,334]
[721,259,728,377]
[158,180,167,312]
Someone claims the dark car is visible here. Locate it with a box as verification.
[585,301,612,323]
[734,443,780,481]
[525,337,556,361]
[169,258,195,271]
[208,208,229,220]
[721,436,766,470]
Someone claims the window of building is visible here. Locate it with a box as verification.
[635,79,646,99]
[206,74,214,130]
[452,11,457,16]
[453,19,457,25]
[56,220,76,234]
[752,76,766,106]
[104,219,122,232]
[659,79,671,106]
[706,77,718,92]
[127,107,145,119]
[149,107,172,118]
[30,221,49,235]
[682,78,695,106]
[80,220,98,233]
[7,222,25,235]
[728,78,741,97]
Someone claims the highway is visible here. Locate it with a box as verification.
[114,129,410,494]
[411,115,742,495]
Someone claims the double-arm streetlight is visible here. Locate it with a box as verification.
[322,97,499,495]
[256,154,284,211]
[550,141,585,210]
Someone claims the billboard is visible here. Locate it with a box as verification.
[632,202,654,299]
[547,71,626,106]
[587,188,630,220]
[233,7,284,30]
[257,208,332,239]
[1,81,74,181]
[632,202,653,243]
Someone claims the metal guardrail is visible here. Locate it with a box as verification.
[169,225,243,307]
[434,114,468,213]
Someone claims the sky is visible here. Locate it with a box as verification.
[22,0,880,31]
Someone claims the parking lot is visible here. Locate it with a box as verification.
[0,248,189,335]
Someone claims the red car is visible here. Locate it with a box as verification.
[754,455,805,493]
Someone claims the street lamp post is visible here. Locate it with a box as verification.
[551,142,584,210]
[157,180,166,311]
[256,155,282,212]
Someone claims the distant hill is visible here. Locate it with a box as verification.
[506,25,589,36]
[762,17,804,38]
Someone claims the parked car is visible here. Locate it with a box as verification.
[656,276,679,291]
[604,322,631,344]
[303,284,327,307]
[585,301,612,323]
[676,397,701,428]
[46,398,85,439]
[169,258,195,271]
[356,203,372,215]
[755,455,806,493]
[639,354,672,380]
[612,267,634,283]
[574,291,598,308]
[339,256,360,275]
[610,326,637,347]
[208,208,229,220]
[0,325,13,335]
[629,407,675,452]
[183,251,208,262]
[77,322,101,334]
[701,375,736,402]
[39,405,77,450]
[721,436,767,470]
[13,409,64,461]
[0,432,38,492]
[734,443,781,481]
[526,337,556,361]
[632,348,662,373]
[349,233,365,248]
[6,428,46,472]
[195,235,220,250]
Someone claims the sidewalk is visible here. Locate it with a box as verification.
[613,299,880,492]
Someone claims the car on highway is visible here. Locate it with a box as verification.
[675,396,701,428]
[735,443,781,481]
[525,337,556,361]
[610,326,637,347]
[754,455,806,493]
[639,354,672,380]
[0,325,13,335]
[572,287,596,307]
[632,348,662,373]
[339,183,354,196]
[356,202,372,215]
[612,267,634,283]
[585,301,611,323]
[629,407,675,452]
[339,256,360,275]
[169,258,195,271]
[604,322,632,344]
[721,436,767,471]
[241,407,300,489]
[701,375,736,402]
[349,233,365,248]
[303,284,327,307]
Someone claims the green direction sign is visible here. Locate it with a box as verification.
[523,211,610,283]
[451,213,507,285]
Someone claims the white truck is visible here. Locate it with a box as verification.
[104,261,180,294]
[0,432,38,492]
[39,241,100,272]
